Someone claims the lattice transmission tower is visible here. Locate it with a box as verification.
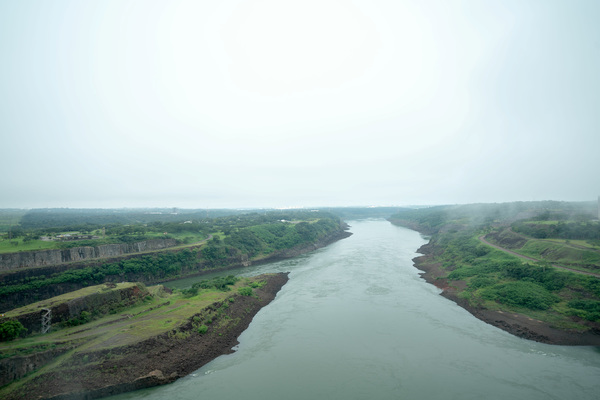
[41,308,52,334]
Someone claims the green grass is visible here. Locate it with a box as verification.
[434,230,600,330]
[144,231,207,243]
[0,231,209,255]
[1,276,264,352]
[545,238,600,250]
[4,283,140,318]
[480,230,600,273]
[518,240,600,268]
[0,238,57,254]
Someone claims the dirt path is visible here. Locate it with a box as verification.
[507,227,600,253]
[478,235,600,278]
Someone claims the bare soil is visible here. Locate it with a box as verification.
[3,273,289,400]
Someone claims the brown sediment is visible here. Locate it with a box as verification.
[3,273,289,400]
[413,244,600,346]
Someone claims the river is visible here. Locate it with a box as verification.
[111,220,600,400]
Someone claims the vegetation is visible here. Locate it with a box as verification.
[0,321,26,341]
[0,250,198,298]
[182,275,239,297]
[197,324,208,334]
[0,210,344,310]
[512,220,600,240]
[0,208,342,254]
[0,273,282,399]
[390,201,600,330]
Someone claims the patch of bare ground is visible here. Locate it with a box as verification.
[2,273,289,400]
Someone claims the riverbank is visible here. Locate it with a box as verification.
[0,224,351,312]
[413,243,600,345]
[0,273,289,400]
[152,227,353,286]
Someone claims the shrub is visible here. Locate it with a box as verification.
[80,311,92,324]
[567,300,600,321]
[0,320,27,341]
[182,287,199,297]
[480,281,560,310]
[469,276,497,289]
[249,280,266,289]
[238,287,253,296]
[197,324,208,334]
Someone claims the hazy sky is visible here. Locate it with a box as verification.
[1,0,599,209]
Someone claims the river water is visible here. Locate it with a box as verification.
[111,220,600,400]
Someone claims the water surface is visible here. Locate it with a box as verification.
[112,220,600,400]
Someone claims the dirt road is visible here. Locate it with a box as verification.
[478,235,600,278]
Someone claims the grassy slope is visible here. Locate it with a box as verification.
[4,282,140,319]
[454,235,592,330]
[484,228,600,274]
[518,241,600,269]
[0,238,57,254]
[0,276,268,397]
[390,203,600,336]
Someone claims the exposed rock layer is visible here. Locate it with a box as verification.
[0,239,178,270]
[3,273,289,400]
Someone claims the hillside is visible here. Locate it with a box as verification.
[390,201,600,345]
[0,273,288,399]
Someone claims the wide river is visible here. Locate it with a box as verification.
[111,220,600,400]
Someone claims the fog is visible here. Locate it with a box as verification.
[1,0,599,209]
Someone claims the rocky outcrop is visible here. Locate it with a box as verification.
[0,347,72,387]
[5,284,149,335]
[0,239,178,271]
[3,273,289,400]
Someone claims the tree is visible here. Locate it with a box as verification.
[0,320,27,341]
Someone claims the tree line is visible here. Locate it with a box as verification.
[0,213,343,310]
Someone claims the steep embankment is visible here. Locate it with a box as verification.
[0,239,178,271]
[2,283,149,335]
[0,224,351,311]
[410,236,600,346]
[1,273,289,400]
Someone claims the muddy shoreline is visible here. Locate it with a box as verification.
[413,245,600,346]
[6,273,289,400]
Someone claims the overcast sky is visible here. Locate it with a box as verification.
[1,0,599,209]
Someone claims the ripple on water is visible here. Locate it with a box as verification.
[365,285,391,295]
